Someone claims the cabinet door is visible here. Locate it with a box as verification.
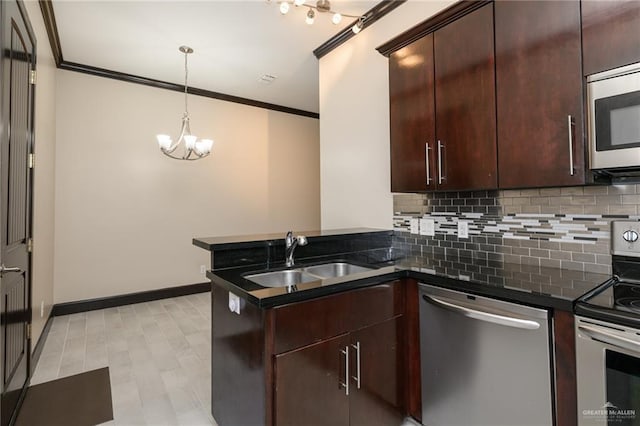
[582,0,640,76]
[349,317,404,426]
[495,0,584,188]
[274,334,350,426]
[434,4,497,191]
[389,34,436,192]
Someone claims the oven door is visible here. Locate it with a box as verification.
[588,63,640,170]
[575,316,640,425]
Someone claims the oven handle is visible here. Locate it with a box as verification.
[422,294,540,330]
[578,324,640,355]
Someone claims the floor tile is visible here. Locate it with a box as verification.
[31,293,215,425]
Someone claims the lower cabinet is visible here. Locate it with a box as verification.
[271,281,407,426]
[274,317,404,426]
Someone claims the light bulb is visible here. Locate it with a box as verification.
[184,135,197,150]
[279,2,290,14]
[306,8,315,25]
[156,134,172,150]
[294,0,305,6]
[352,19,363,34]
[332,13,342,24]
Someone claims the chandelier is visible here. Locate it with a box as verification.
[276,0,365,34]
[156,46,213,161]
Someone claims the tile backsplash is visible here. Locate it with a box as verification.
[393,184,640,275]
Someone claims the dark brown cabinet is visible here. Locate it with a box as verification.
[272,282,406,426]
[434,3,497,190]
[388,4,496,192]
[274,317,404,426]
[349,318,404,426]
[582,0,640,76]
[389,35,435,192]
[495,0,584,188]
[275,333,350,426]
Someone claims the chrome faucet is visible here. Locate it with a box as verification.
[285,231,308,267]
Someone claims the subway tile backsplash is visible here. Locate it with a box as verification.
[393,185,640,275]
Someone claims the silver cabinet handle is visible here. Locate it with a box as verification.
[339,346,349,395]
[437,140,444,184]
[422,294,540,330]
[350,342,361,389]
[567,115,575,176]
[578,324,640,355]
[0,265,22,275]
[425,143,432,185]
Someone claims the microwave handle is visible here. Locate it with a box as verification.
[567,115,575,176]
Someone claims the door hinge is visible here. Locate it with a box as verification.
[26,324,31,340]
[27,238,33,253]
[30,70,36,85]
[28,153,34,169]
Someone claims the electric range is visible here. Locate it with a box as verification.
[575,220,640,426]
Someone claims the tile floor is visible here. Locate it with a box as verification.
[30,292,217,426]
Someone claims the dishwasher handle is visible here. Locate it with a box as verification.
[422,294,541,330]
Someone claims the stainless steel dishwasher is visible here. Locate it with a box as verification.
[418,283,553,426]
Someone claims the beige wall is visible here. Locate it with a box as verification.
[54,70,319,303]
[24,0,57,348]
[319,0,455,229]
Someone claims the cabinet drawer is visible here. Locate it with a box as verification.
[272,280,404,354]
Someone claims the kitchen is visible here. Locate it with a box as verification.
[2,0,640,425]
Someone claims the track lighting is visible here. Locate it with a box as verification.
[274,0,364,28]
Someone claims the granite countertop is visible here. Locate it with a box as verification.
[207,253,610,311]
[193,228,390,251]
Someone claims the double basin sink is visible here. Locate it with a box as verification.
[245,262,374,288]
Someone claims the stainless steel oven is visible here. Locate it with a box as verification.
[588,62,640,173]
[575,220,640,425]
[575,316,640,425]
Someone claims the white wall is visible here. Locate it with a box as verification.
[23,0,57,347]
[319,0,456,229]
[54,71,319,303]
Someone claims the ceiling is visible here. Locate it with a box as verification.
[51,0,381,114]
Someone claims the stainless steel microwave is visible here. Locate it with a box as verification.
[588,62,640,173]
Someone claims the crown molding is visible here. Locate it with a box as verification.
[37,0,319,119]
[314,0,407,59]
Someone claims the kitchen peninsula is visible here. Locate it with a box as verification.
[194,229,608,426]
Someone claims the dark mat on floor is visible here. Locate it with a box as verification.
[15,367,113,426]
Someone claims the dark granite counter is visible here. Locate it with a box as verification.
[195,229,610,311]
[193,228,390,250]
[206,254,609,311]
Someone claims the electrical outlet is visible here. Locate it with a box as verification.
[410,218,420,234]
[458,221,469,239]
[420,218,435,236]
[200,265,207,274]
[40,301,44,318]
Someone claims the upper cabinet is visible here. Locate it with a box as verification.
[495,0,584,188]
[388,4,496,192]
[582,0,640,75]
[389,35,435,192]
[382,0,637,192]
[434,4,496,191]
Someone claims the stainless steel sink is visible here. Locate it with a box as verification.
[302,262,374,278]
[245,270,318,287]
[245,262,375,288]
